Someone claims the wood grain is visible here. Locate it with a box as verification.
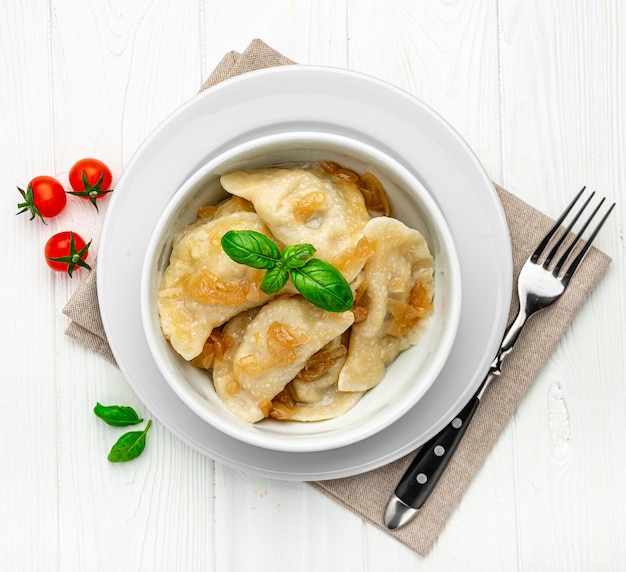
[499,1,626,567]
[0,2,60,570]
[0,0,624,569]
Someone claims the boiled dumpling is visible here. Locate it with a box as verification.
[290,338,348,403]
[213,296,354,423]
[158,211,276,360]
[173,195,256,244]
[272,338,364,422]
[220,165,371,282]
[338,217,434,392]
[211,308,263,423]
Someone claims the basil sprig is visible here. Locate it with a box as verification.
[221,230,353,313]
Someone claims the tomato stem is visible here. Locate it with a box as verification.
[67,169,113,212]
[16,185,47,224]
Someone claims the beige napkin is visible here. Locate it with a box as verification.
[63,39,612,556]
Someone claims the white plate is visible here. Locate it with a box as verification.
[98,66,512,481]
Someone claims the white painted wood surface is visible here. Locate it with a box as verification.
[1,1,624,569]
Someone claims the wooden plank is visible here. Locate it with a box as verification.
[201,0,315,68]
[499,0,626,569]
[48,1,213,570]
[214,466,365,572]
[0,2,60,570]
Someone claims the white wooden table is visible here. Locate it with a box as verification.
[2,1,625,569]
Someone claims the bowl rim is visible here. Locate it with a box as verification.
[140,129,462,452]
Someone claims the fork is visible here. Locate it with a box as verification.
[385,187,615,530]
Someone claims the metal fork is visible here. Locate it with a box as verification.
[385,188,615,530]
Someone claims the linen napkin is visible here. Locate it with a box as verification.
[63,39,612,556]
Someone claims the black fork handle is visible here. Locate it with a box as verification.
[393,395,479,509]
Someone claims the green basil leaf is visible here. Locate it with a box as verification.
[94,403,143,426]
[107,420,152,463]
[219,230,352,311]
[221,230,280,269]
[260,263,289,295]
[290,259,354,312]
[280,244,316,269]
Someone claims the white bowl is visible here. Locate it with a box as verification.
[141,131,462,452]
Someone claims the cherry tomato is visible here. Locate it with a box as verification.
[68,158,114,211]
[16,175,67,223]
[44,231,92,277]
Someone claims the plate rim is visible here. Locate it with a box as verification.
[98,64,512,480]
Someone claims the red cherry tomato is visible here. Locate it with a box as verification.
[16,175,67,223]
[68,158,114,211]
[44,231,92,277]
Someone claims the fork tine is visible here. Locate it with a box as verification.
[553,196,605,276]
[542,192,595,268]
[559,199,615,286]
[531,187,586,263]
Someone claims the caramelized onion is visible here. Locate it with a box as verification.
[292,191,326,222]
[296,344,348,382]
[190,329,231,369]
[319,160,341,174]
[267,322,309,352]
[333,167,360,184]
[351,279,370,324]
[185,270,248,306]
[190,340,216,370]
[332,236,375,273]
[359,172,391,216]
[269,385,298,420]
[386,282,433,336]
[225,379,240,396]
[258,397,273,418]
[185,270,265,307]
[196,205,217,219]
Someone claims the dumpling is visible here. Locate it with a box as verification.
[213,296,354,423]
[290,338,348,403]
[271,338,364,422]
[338,217,434,392]
[173,195,256,244]
[210,308,263,423]
[220,165,371,282]
[158,211,276,360]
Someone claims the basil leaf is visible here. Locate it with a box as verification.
[219,229,353,312]
[281,244,316,269]
[260,263,289,295]
[107,420,152,463]
[290,259,354,312]
[221,230,280,269]
[94,403,143,426]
